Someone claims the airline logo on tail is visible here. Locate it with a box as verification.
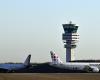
[50,51,62,64]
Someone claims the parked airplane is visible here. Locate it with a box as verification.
[49,51,99,72]
[0,54,31,72]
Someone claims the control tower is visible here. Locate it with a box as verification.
[62,21,79,62]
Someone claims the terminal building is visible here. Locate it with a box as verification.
[62,21,79,62]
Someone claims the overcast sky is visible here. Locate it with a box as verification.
[0,0,100,63]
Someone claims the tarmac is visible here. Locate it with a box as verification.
[0,73,100,80]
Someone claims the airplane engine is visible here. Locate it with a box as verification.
[83,66,99,73]
[90,66,99,73]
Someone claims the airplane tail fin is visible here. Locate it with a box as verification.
[24,54,31,66]
[50,51,63,64]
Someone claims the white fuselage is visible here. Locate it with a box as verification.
[50,62,100,72]
[50,63,88,70]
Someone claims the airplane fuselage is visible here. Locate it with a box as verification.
[49,62,100,72]
[0,63,26,71]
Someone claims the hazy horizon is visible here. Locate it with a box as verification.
[0,0,100,63]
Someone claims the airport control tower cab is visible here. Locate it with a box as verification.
[62,21,79,62]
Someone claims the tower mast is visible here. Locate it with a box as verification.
[62,21,79,62]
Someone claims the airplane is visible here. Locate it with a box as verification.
[0,54,31,72]
[49,51,100,72]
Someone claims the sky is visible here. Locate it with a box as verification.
[0,0,100,63]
